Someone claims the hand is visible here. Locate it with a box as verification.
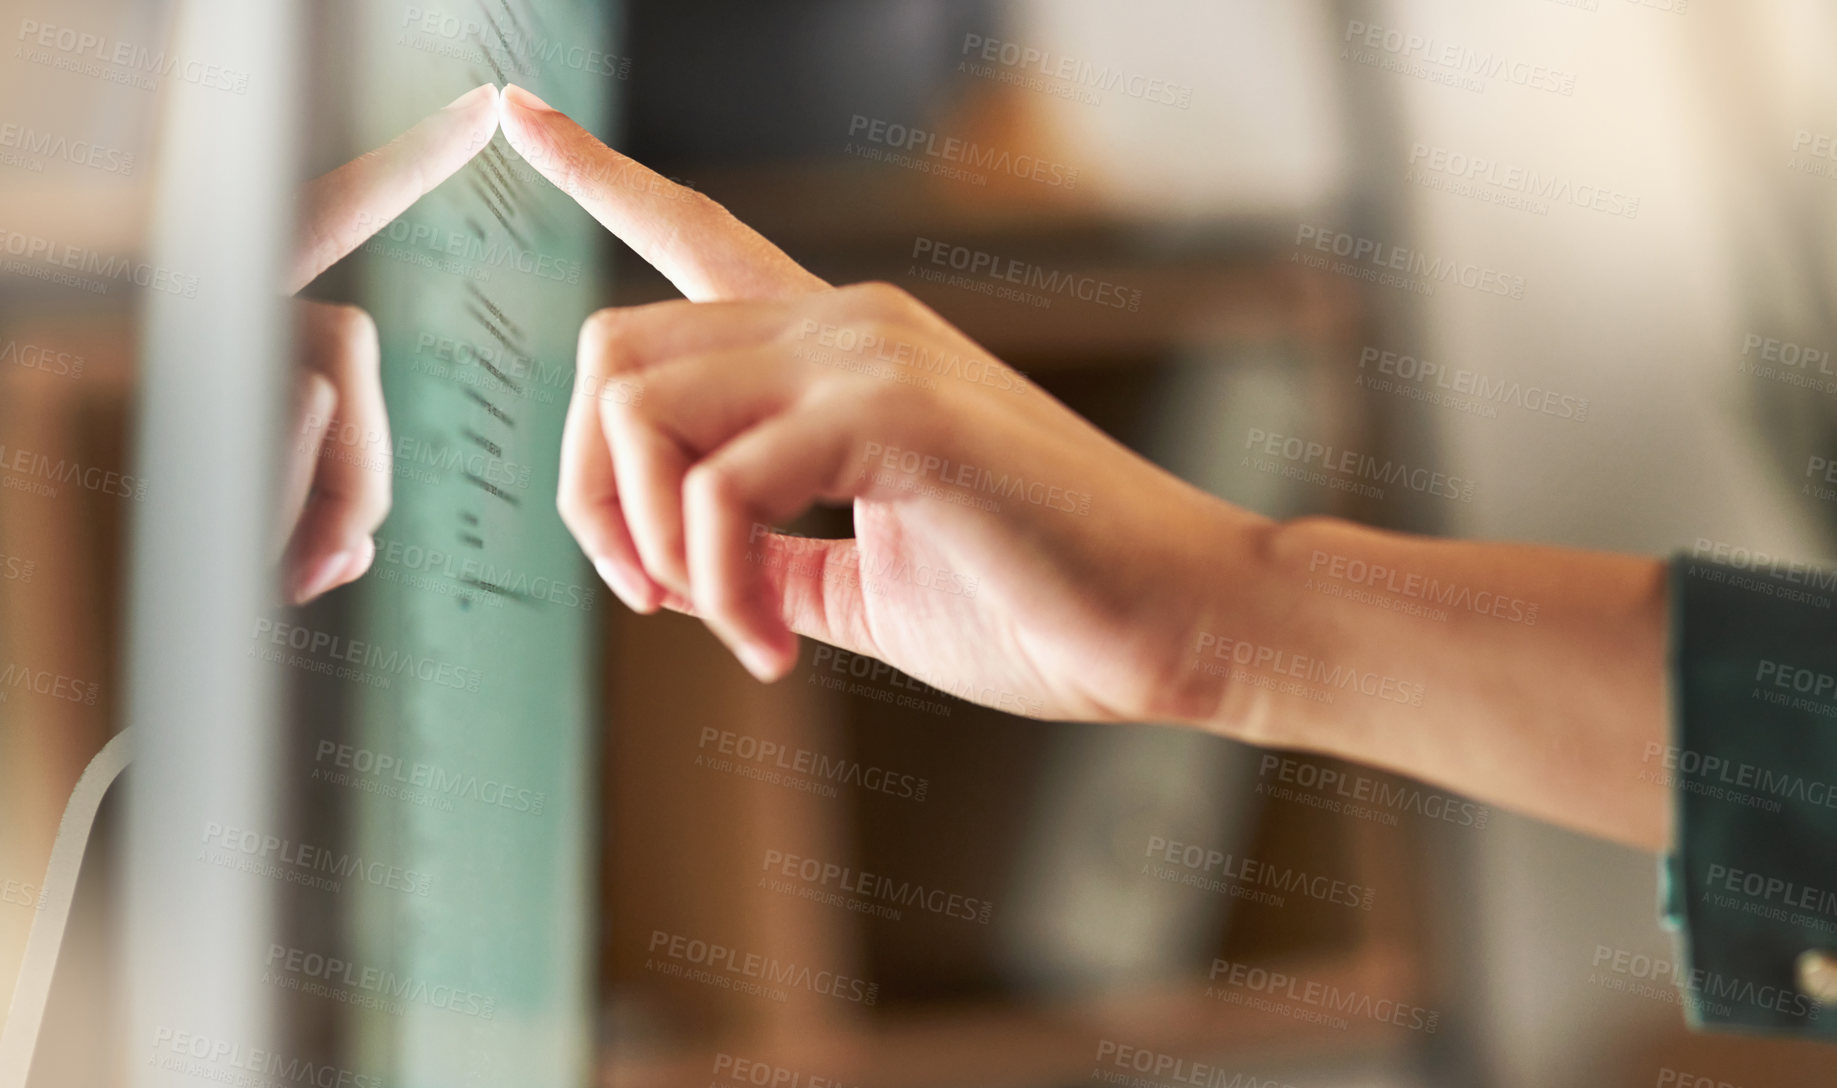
[276,83,500,604]
[500,84,1268,724]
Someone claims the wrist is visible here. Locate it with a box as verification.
[1174,511,1352,752]
[1137,493,1286,737]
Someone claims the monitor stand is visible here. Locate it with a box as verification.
[0,730,131,1088]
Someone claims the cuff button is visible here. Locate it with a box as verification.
[1796,949,1837,1004]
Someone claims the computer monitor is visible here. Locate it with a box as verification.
[0,3,610,1085]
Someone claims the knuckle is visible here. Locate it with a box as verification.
[825,350,919,415]
[330,303,377,342]
[861,370,917,415]
[682,460,727,504]
[328,305,380,372]
[844,280,913,317]
[682,462,743,523]
[579,307,641,381]
[296,371,336,421]
[691,564,743,619]
[579,307,625,356]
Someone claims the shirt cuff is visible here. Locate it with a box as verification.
[1661,554,1837,1037]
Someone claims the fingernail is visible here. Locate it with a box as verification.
[445,83,497,111]
[502,84,554,113]
[293,550,352,604]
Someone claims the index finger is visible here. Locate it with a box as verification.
[287,83,501,294]
[497,83,826,302]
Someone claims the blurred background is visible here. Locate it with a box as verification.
[4,1,1837,1086]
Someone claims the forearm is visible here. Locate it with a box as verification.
[1197,514,1671,850]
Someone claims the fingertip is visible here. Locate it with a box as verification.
[444,82,497,114]
[483,84,502,134]
[499,85,572,166]
[432,83,501,160]
[595,557,662,614]
[736,636,796,684]
[502,83,554,114]
[497,89,543,161]
[499,86,537,135]
[342,536,378,583]
[289,548,352,605]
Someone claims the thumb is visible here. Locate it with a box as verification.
[749,532,884,665]
[497,84,825,301]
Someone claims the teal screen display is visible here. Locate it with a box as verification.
[302,4,615,1085]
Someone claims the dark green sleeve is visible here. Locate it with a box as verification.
[1661,555,1837,1036]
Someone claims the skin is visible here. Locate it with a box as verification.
[279,83,502,604]
[275,91,1673,849]
[489,84,1674,852]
